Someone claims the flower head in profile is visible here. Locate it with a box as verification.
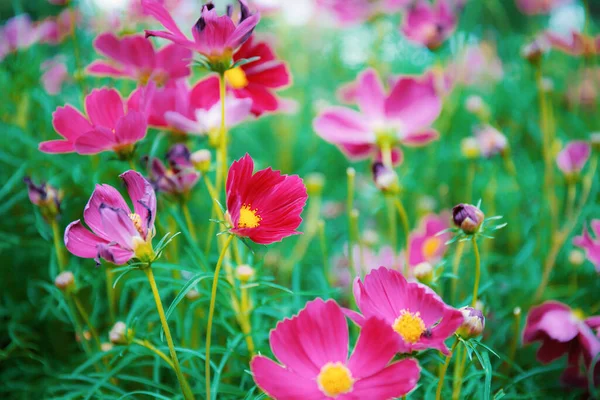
[573,219,600,272]
[408,212,450,268]
[474,124,508,158]
[148,144,201,197]
[226,35,291,116]
[545,30,600,57]
[64,171,157,265]
[225,154,307,244]
[523,301,600,387]
[345,267,464,355]
[39,87,149,159]
[401,0,457,50]
[24,177,63,222]
[314,68,441,166]
[87,32,192,86]
[556,141,591,177]
[251,298,420,399]
[142,0,260,67]
[515,0,572,15]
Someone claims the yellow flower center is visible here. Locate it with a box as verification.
[238,204,262,229]
[225,67,249,89]
[317,362,354,397]
[129,213,144,236]
[393,309,426,344]
[572,308,585,321]
[422,237,441,259]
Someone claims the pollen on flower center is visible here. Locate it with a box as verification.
[393,309,426,344]
[238,204,262,229]
[423,237,442,259]
[225,67,249,89]
[317,362,354,397]
[129,213,145,236]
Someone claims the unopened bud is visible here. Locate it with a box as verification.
[465,95,490,121]
[461,137,480,159]
[569,249,586,266]
[24,177,63,222]
[413,262,434,284]
[456,306,485,338]
[109,321,133,345]
[54,271,75,291]
[190,149,212,172]
[186,289,201,300]
[521,37,547,65]
[305,173,325,196]
[372,162,400,194]
[101,342,113,352]
[452,203,485,234]
[236,264,255,283]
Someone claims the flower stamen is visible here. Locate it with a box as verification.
[393,309,426,344]
[317,362,354,397]
[238,204,261,229]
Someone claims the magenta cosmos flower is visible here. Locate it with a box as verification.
[65,171,157,265]
[573,219,600,272]
[225,35,291,116]
[142,0,260,63]
[225,154,307,244]
[39,88,148,157]
[523,301,600,386]
[87,32,191,86]
[346,267,463,355]
[515,0,572,15]
[556,141,591,176]
[545,31,600,57]
[316,0,410,26]
[313,68,441,166]
[401,0,457,50]
[251,298,420,399]
[408,212,450,268]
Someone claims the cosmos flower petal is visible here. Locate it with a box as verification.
[384,76,442,131]
[344,358,420,399]
[99,205,139,249]
[355,68,386,119]
[83,184,131,241]
[313,106,374,145]
[52,105,93,142]
[84,88,125,128]
[64,220,109,259]
[120,170,157,237]
[347,317,400,379]
[114,111,147,144]
[250,356,322,399]
[74,127,118,155]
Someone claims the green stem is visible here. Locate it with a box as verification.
[143,267,194,400]
[346,168,356,274]
[205,234,234,400]
[436,339,459,400]
[394,198,410,277]
[51,221,66,272]
[450,241,465,302]
[215,73,228,199]
[182,202,197,241]
[72,295,101,350]
[105,268,116,324]
[471,236,481,307]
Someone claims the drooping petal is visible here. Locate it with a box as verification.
[141,0,188,40]
[250,356,323,400]
[120,170,156,238]
[64,220,108,258]
[85,88,125,128]
[86,61,127,78]
[96,243,135,265]
[401,128,440,146]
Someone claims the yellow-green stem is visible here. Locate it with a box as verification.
[450,241,465,302]
[182,202,197,241]
[350,209,364,275]
[51,221,66,272]
[215,73,228,198]
[205,234,234,400]
[386,196,398,269]
[239,285,255,355]
[143,267,194,400]
[565,180,576,221]
[471,236,481,307]
[105,268,116,323]
[128,159,136,171]
[394,198,410,277]
[203,176,221,254]
[72,295,101,350]
[318,220,330,283]
[346,168,356,274]
[436,339,459,400]
[451,345,468,400]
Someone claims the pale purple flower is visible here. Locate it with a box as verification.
[556,141,591,175]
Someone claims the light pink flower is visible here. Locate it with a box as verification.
[87,32,191,86]
[556,141,591,175]
[523,301,600,387]
[41,57,69,95]
[474,125,508,158]
[573,219,600,272]
[142,0,260,62]
[313,68,441,165]
[346,267,463,355]
[38,8,79,45]
[251,298,421,399]
[515,0,572,15]
[316,0,410,26]
[39,87,148,156]
[64,171,157,265]
[447,42,504,87]
[408,212,451,268]
[401,0,457,50]
[0,15,40,56]
[545,31,600,57]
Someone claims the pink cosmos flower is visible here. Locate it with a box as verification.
[401,0,457,50]
[408,212,451,268]
[0,15,40,57]
[41,57,69,95]
[346,267,463,355]
[226,35,291,116]
[142,0,260,63]
[87,32,191,86]
[333,245,400,287]
[515,0,572,15]
[573,220,600,272]
[556,141,591,176]
[64,170,157,265]
[447,42,504,87]
[148,144,201,196]
[523,301,600,387]
[39,87,148,157]
[474,125,508,158]
[316,0,410,26]
[313,68,441,166]
[251,298,421,399]
[38,8,79,45]
[545,31,600,57]
[225,154,307,244]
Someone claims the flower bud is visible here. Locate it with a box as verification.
[361,230,379,247]
[101,342,113,352]
[521,37,547,65]
[371,162,400,194]
[186,289,201,300]
[24,177,63,222]
[190,149,212,172]
[236,264,255,283]
[109,321,133,345]
[305,173,325,196]
[456,306,485,338]
[461,137,480,159]
[569,249,586,266]
[452,203,485,234]
[590,132,600,151]
[465,95,490,121]
[413,262,434,284]
[54,271,75,292]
